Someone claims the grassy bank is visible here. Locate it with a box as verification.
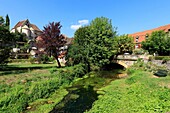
[0,62,86,113]
[86,70,170,113]
[1,62,170,113]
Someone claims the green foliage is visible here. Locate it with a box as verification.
[29,54,55,64]
[0,16,4,25]
[0,15,10,30]
[66,26,90,66]
[142,30,170,55]
[66,17,117,70]
[127,59,167,74]
[50,63,87,78]
[153,56,170,60]
[0,15,25,64]
[0,26,17,65]
[86,70,170,113]
[148,56,170,64]
[88,17,116,69]
[113,34,134,55]
[0,63,87,112]
[5,14,10,30]
[133,48,148,55]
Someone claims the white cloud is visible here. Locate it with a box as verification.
[78,20,89,25]
[70,19,89,30]
[70,24,82,30]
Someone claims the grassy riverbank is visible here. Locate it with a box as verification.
[86,70,170,113]
[0,62,86,113]
[1,62,170,113]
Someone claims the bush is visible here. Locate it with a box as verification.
[29,54,55,64]
[128,59,167,74]
[29,57,37,64]
[10,59,29,63]
[154,56,170,60]
[133,48,148,55]
[50,63,87,79]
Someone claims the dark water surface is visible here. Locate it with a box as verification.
[50,85,98,113]
[50,70,123,113]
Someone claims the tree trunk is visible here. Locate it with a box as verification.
[55,56,61,68]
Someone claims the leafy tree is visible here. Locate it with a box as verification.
[66,26,90,71]
[87,17,117,69]
[37,22,66,67]
[113,34,134,56]
[0,26,16,64]
[66,17,117,70]
[141,30,169,55]
[164,35,170,55]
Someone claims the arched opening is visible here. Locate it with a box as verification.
[102,62,126,70]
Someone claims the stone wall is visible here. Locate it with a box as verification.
[151,60,170,70]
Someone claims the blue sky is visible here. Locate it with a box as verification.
[1,0,170,37]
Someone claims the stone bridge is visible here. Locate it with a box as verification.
[113,55,149,68]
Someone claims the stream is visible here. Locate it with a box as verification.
[50,70,125,113]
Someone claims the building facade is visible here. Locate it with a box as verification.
[10,19,42,58]
[129,24,170,49]
[11,19,42,49]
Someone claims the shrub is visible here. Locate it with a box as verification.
[29,57,37,64]
[133,48,148,55]
[128,59,168,75]
[29,54,55,64]
[154,56,170,60]
[50,63,87,79]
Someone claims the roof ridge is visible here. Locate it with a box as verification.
[130,24,170,35]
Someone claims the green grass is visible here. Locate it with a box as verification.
[1,62,170,113]
[0,62,57,85]
[0,62,86,113]
[86,70,170,113]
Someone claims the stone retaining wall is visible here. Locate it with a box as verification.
[151,60,170,70]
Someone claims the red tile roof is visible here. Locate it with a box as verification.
[13,20,25,28]
[12,19,41,31]
[130,24,170,37]
[30,24,41,31]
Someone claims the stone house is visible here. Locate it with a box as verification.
[11,19,42,50]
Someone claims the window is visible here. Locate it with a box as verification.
[136,36,139,42]
[145,34,149,39]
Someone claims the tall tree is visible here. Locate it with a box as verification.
[113,34,134,56]
[87,17,117,69]
[37,22,66,67]
[66,26,90,71]
[0,26,16,65]
[141,30,168,55]
[66,17,117,70]
[5,14,10,30]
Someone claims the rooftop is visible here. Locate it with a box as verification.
[130,24,170,37]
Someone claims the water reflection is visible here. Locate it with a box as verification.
[50,85,98,113]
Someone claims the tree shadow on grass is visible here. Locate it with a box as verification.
[0,65,56,76]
